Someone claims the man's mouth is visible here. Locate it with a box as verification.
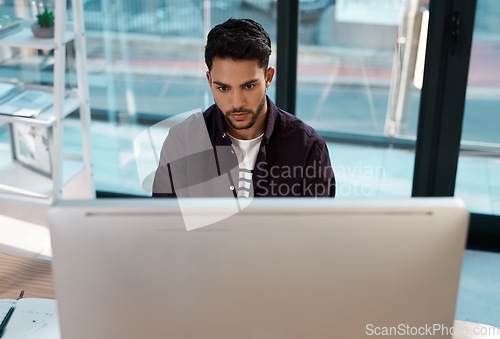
[229,112,250,120]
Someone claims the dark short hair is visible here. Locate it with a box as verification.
[205,18,272,71]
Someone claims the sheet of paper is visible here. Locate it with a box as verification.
[1,298,60,339]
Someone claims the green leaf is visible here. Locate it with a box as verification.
[36,8,54,28]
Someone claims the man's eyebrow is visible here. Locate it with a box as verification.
[241,79,259,87]
[213,81,230,87]
[212,79,259,88]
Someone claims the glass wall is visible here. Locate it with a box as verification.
[455,0,500,215]
[296,0,426,198]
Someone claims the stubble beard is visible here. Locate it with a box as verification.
[222,94,266,131]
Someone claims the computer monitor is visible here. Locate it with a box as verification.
[48,197,469,339]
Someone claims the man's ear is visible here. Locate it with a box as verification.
[206,71,212,86]
[265,67,275,88]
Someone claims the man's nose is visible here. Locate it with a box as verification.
[231,90,245,109]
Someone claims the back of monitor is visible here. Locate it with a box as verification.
[49,198,469,339]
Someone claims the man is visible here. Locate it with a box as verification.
[153,18,335,198]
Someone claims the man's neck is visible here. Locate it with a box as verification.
[226,124,264,140]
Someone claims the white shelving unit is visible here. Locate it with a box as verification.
[0,0,94,204]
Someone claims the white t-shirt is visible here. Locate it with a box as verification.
[228,133,263,198]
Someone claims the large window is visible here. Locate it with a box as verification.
[455,0,500,215]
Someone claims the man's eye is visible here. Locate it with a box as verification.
[218,86,227,92]
[246,84,255,89]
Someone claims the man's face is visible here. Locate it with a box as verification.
[207,58,274,138]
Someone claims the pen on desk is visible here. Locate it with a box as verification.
[0,306,15,338]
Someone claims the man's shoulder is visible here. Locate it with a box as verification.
[167,105,218,132]
[168,111,206,134]
[201,104,220,126]
[273,108,325,145]
[163,111,212,150]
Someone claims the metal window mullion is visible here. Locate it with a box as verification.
[412,0,477,197]
[275,0,299,115]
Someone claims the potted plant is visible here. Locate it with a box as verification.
[30,8,55,38]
